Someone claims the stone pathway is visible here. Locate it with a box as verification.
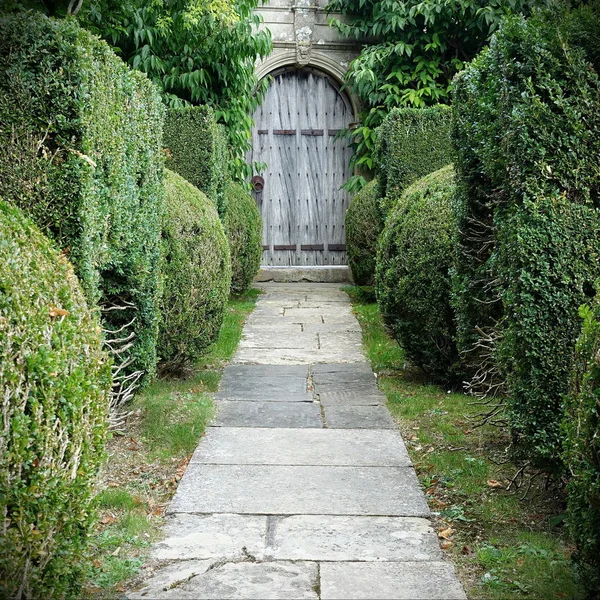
[130,284,466,600]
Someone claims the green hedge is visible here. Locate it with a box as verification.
[345,179,383,286]
[452,9,600,469]
[0,200,111,598]
[224,182,262,295]
[563,299,600,594]
[0,13,165,387]
[374,105,453,216]
[163,106,229,219]
[376,166,459,381]
[158,169,231,374]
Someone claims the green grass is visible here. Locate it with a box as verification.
[345,286,584,600]
[85,288,260,597]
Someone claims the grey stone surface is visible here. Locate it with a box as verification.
[216,375,312,403]
[213,401,323,428]
[314,381,379,395]
[131,561,319,600]
[318,391,385,406]
[325,405,396,429]
[168,464,430,516]
[128,560,212,599]
[221,364,309,379]
[234,347,366,364]
[152,513,267,560]
[191,427,411,467]
[312,371,377,385]
[320,562,467,599]
[311,362,372,374]
[256,265,352,283]
[267,515,443,562]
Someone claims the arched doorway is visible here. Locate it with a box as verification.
[249,68,354,266]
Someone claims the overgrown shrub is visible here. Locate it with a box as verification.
[452,9,600,469]
[376,166,459,381]
[563,299,600,594]
[163,106,229,219]
[158,169,231,374]
[345,179,383,286]
[0,13,165,389]
[375,106,453,216]
[0,199,111,599]
[224,182,262,295]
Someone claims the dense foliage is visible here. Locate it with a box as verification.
[563,300,600,594]
[80,0,272,180]
[0,13,165,387]
[375,106,453,216]
[376,166,459,381]
[224,181,262,295]
[0,200,111,599]
[327,0,535,188]
[164,106,228,218]
[345,179,383,286]
[158,169,231,374]
[452,8,600,469]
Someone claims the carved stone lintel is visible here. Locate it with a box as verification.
[296,42,311,66]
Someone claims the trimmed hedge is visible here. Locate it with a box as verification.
[563,299,600,594]
[374,106,453,216]
[0,200,111,598]
[163,106,229,219]
[158,169,231,374]
[0,13,165,387]
[376,166,459,381]
[452,9,600,469]
[345,179,383,286]
[224,182,262,295]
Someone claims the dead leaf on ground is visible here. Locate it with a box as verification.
[100,514,117,525]
[438,527,454,540]
[487,480,504,488]
[461,545,473,555]
[440,540,454,550]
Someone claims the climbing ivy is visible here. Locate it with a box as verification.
[327,0,536,189]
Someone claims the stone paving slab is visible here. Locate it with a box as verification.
[267,515,443,562]
[233,347,366,364]
[152,514,267,560]
[324,405,397,429]
[190,428,411,467]
[221,365,309,379]
[128,560,213,599]
[132,561,319,600]
[318,391,385,406]
[238,333,319,350]
[312,371,377,385]
[168,465,430,516]
[314,381,380,395]
[213,401,323,428]
[320,562,467,600]
[216,375,310,401]
[311,362,373,374]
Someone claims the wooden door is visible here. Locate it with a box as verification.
[249,69,354,266]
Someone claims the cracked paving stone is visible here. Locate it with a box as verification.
[212,401,323,428]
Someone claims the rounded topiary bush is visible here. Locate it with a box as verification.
[0,200,111,599]
[376,165,460,382]
[224,182,262,295]
[158,169,232,374]
[563,299,600,594]
[346,179,383,286]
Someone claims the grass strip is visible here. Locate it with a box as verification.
[345,286,584,600]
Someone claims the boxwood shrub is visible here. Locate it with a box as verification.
[452,9,600,469]
[163,106,229,219]
[563,299,600,594]
[158,169,231,374]
[224,182,262,295]
[0,199,111,598]
[345,179,383,286]
[376,166,459,382]
[0,13,165,387]
[375,106,453,216]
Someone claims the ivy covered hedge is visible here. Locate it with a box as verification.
[224,182,262,295]
[158,169,231,374]
[452,10,600,470]
[164,106,229,219]
[375,105,453,216]
[563,300,600,593]
[345,179,382,286]
[376,166,459,381]
[0,13,165,387]
[0,200,111,599]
